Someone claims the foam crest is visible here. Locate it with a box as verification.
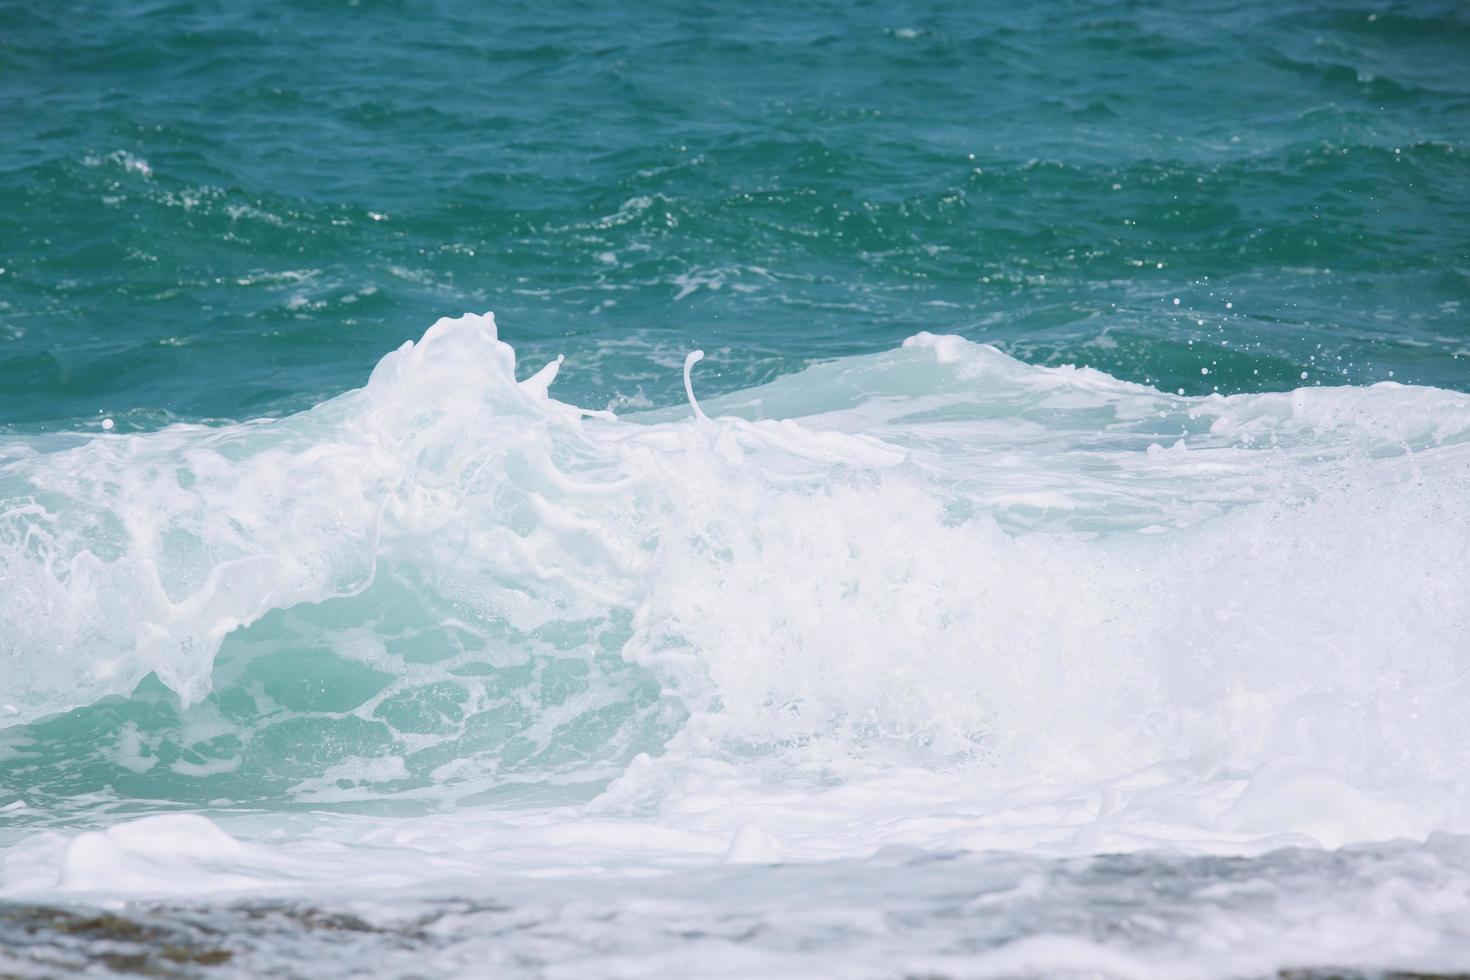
[0,313,587,723]
[1,313,1468,833]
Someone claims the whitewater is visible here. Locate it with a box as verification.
[2,311,1469,977]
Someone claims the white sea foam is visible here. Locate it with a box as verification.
[3,311,1468,793]
[2,312,1470,975]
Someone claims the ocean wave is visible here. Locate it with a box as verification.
[2,312,1468,827]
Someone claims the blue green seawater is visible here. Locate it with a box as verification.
[3,4,1470,978]
[3,0,1467,431]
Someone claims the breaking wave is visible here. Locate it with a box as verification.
[2,313,1468,834]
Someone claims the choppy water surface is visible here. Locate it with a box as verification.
[2,0,1468,976]
[3,0,1468,427]
[6,837,1470,979]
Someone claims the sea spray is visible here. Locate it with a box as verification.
[2,313,1467,839]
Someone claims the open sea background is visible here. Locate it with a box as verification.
[3,0,1468,426]
[2,1,1469,977]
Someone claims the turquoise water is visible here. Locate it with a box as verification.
[3,3,1470,977]
[2,0,1466,431]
